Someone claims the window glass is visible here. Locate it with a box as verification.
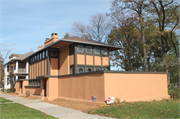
[78,67,84,73]
[102,48,107,55]
[35,56,36,61]
[94,47,100,54]
[7,66,9,72]
[37,55,39,61]
[86,46,92,53]
[70,45,75,54]
[103,68,108,71]
[40,53,42,59]
[33,57,34,62]
[51,50,57,56]
[43,52,45,58]
[46,50,48,57]
[86,67,92,72]
[77,45,84,52]
[95,68,100,71]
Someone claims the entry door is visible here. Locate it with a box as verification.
[44,83,46,97]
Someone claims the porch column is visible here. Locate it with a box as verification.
[16,61,18,73]
[26,61,29,79]
[16,76,18,81]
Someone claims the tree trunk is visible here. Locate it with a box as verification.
[163,53,170,87]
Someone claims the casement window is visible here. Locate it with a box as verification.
[46,50,48,57]
[78,67,84,73]
[86,46,92,53]
[35,56,36,62]
[33,57,34,62]
[40,53,42,59]
[51,50,57,56]
[102,48,107,55]
[94,47,100,54]
[31,58,33,63]
[95,68,101,71]
[43,52,45,58]
[7,66,9,72]
[37,55,39,61]
[29,79,41,86]
[86,67,92,72]
[77,45,84,52]
[70,67,74,74]
[103,68,108,71]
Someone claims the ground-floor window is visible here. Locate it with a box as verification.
[86,67,92,72]
[7,78,10,85]
[29,79,41,86]
[78,67,84,73]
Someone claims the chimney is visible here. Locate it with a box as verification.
[44,32,59,46]
[38,45,44,50]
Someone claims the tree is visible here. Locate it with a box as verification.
[63,32,71,38]
[0,43,15,88]
[109,0,149,71]
[71,13,112,42]
[148,0,179,86]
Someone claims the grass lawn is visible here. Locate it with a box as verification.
[88,100,179,118]
[0,97,13,103]
[1,103,57,118]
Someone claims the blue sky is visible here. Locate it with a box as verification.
[1,0,112,62]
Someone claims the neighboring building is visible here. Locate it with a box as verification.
[4,52,34,90]
[15,33,170,104]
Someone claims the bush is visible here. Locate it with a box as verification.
[1,88,4,92]
[168,84,179,99]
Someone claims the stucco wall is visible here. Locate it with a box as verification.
[104,73,169,102]
[58,73,105,103]
[51,58,58,75]
[47,77,58,100]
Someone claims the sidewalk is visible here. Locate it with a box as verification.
[0,92,115,119]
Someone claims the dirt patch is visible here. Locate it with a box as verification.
[42,98,102,113]
[19,95,42,100]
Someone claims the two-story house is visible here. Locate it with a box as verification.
[15,33,169,104]
[4,52,33,90]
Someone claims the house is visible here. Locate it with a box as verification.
[4,52,34,90]
[15,33,169,104]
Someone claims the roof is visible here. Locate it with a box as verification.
[5,51,34,65]
[22,37,121,60]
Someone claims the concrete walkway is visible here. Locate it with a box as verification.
[0,92,115,119]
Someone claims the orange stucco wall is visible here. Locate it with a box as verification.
[60,45,70,75]
[58,73,105,103]
[39,61,41,76]
[51,58,58,75]
[77,54,85,65]
[45,59,47,75]
[104,73,169,102]
[86,55,93,65]
[69,55,74,65]
[102,57,109,66]
[95,56,101,66]
[15,82,20,94]
[46,77,58,100]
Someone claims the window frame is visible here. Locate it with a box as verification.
[51,50,57,56]
[95,68,101,71]
[94,47,100,54]
[78,67,84,73]
[102,48,108,55]
[77,45,84,53]
[86,67,93,72]
[86,46,92,53]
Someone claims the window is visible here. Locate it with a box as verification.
[86,46,92,53]
[33,57,34,62]
[46,50,48,57]
[86,67,92,72]
[31,58,33,63]
[40,53,42,59]
[95,68,101,71]
[77,45,84,52]
[37,55,39,61]
[94,47,100,54]
[78,67,84,73]
[43,52,45,58]
[103,68,108,71]
[51,50,57,56]
[35,56,36,62]
[102,48,107,55]
[29,79,41,86]
[7,66,9,72]
[13,63,16,70]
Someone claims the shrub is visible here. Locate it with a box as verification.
[168,84,179,99]
[114,98,120,105]
[1,88,4,92]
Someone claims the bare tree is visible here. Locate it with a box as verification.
[71,13,112,43]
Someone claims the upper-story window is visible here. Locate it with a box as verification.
[102,48,107,55]
[33,57,34,62]
[34,56,36,62]
[37,55,39,61]
[86,46,92,53]
[78,67,84,73]
[94,47,100,54]
[43,52,45,58]
[13,63,16,70]
[51,50,57,56]
[46,50,48,57]
[86,67,92,72]
[40,53,42,59]
[77,45,84,52]
[7,65,9,72]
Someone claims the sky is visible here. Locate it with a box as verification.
[1,0,119,70]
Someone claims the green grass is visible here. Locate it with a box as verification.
[1,103,57,118]
[0,97,13,103]
[88,100,179,118]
